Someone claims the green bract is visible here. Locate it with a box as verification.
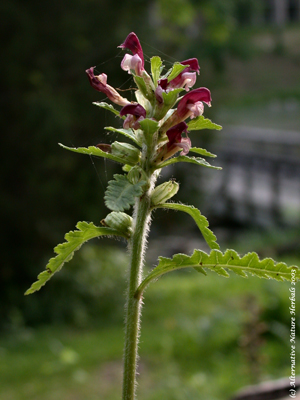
[103,211,133,238]
[111,142,141,165]
[150,181,179,206]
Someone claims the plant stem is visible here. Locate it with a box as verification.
[122,187,152,400]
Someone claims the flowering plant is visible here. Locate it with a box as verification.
[26,33,299,400]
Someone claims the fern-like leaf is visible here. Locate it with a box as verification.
[135,249,300,298]
[154,203,220,250]
[104,174,145,211]
[25,222,126,295]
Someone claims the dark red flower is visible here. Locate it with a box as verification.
[154,122,191,164]
[159,87,211,132]
[119,32,145,76]
[120,103,146,129]
[166,122,191,155]
[86,67,129,106]
[119,32,144,66]
[177,87,211,119]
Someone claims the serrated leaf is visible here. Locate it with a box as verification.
[93,102,122,117]
[25,222,125,295]
[151,56,163,87]
[135,249,300,298]
[105,126,142,146]
[166,62,187,82]
[59,144,137,165]
[154,203,219,250]
[190,147,217,158]
[155,155,221,170]
[187,116,222,131]
[105,174,145,211]
[139,118,159,136]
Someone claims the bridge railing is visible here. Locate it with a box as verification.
[202,126,300,227]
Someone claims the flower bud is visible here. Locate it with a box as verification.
[128,166,144,184]
[151,181,179,206]
[111,142,141,165]
[102,211,132,237]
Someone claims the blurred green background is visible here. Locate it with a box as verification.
[1,0,300,398]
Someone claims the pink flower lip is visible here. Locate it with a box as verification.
[121,53,144,76]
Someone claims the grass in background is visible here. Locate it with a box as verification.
[1,243,298,400]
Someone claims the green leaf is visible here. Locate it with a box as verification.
[187,116,222,131]
[151,56,163,87]
[135,249,300,298]
[59,144,137,165]
[161,88,183,107]
[134,75,149,99]
[154,89,183,120]
[25,222,125,295]
[190,147,217,158]
[135,90,152,114]
[105,127,142,146]
[166,62,187,82]
[93,102,122,118]
[154,203,219,250]
[155,155,221,170]
[105,174,146,211]
[139,118,159,136]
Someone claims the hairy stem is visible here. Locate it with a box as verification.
[122,194,151,400]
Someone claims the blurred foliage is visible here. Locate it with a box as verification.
[0,267,299,399]
[1,0,299,328]
[10,245,128,329]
